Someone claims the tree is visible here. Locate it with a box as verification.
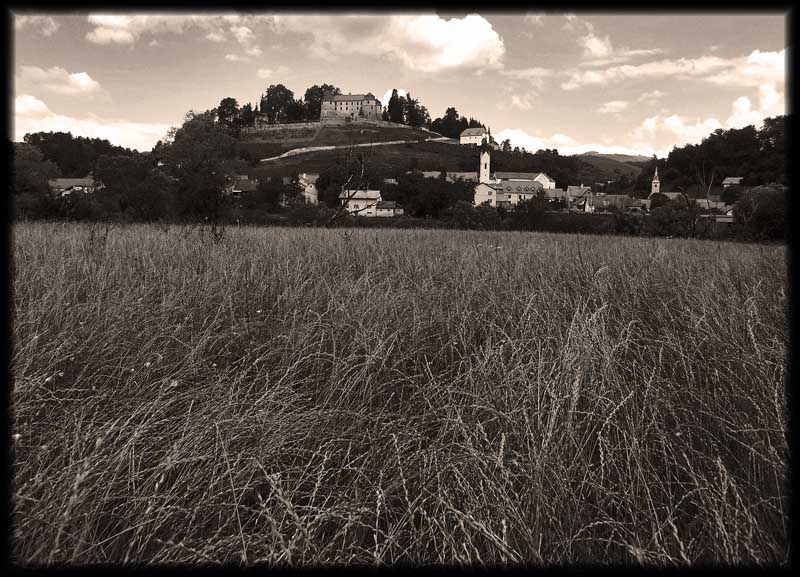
[13,143,61,219]
[285,98,306,123]
[387,89,404,123]
[161,110,244,222]
[93,153,174,220]
[260,84,295,124]
[216,97,239,128]
[304,84,340,121]
[239,102,256,127]
[501,139,512,152]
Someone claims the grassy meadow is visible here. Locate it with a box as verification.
[12,222,788,565]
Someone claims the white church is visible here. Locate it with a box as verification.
[473,147,557,209]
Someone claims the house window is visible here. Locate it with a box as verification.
[353,204,360,210]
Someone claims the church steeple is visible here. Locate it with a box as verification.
[651,165,660,195]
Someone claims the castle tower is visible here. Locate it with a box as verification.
[479,148,491,184]
[651,165,660,195]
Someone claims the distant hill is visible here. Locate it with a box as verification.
[580,151,652,163]
[572,153,643,184]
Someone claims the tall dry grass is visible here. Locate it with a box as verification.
[12,222,788,565]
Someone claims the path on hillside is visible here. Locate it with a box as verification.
[258,136,458,163]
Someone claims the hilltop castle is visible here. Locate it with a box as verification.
[320,91,383,122]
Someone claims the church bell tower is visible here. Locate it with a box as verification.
[651,165,660,195]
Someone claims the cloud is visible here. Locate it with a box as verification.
[381,88,408,108]
[148,39,160,47]
[638,89,664,103]
[561,14,661,65]
[257,66,289,79]
[14,14,60,36]
[224,54,247,62]
[14,95,171,152]
[510,94,535,110]
[598,100,629,114]
[18,65,101,95]
[499,67,554,82]
[580,32,613,59]
[561,49,785,90]
[85,13,276,50]
[629,84,784,155]
[15,94,50,116]
[496,127,656,157]
[524,14,544,26]
[272,13,505,72]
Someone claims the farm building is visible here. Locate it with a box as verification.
[375,201,404,217]
[460,127,488,146]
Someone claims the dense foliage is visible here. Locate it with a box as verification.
[633,116,787,195]
[22,132,134,178]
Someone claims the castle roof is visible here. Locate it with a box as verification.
[323,92,378,102]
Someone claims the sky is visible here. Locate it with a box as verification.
[12,10,788,157]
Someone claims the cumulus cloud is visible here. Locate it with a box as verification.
[629,83,784,154]
[496,127,656,157]
[14,14,60,36]
[84,12,505,72]
[15,94,50,116]
[18,65,101,95]
[272,13,505,72]
[14,95,171,152]
[598,100,629,114]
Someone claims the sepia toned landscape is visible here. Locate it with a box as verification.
[11,9,788,567]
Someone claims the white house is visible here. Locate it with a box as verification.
[460,127,488,146]
[299,173,319,204]
[722,176,743,188]
[48,176,98,197]
[339,189,382,216]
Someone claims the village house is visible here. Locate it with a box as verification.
[321,92,382,122]
[48,176,98,197]
[225,175,258,196]
[299,173,319,204]
[459,127,488,146]
[375,200,404,217]
[339,189,382,216]
[722,176,743,188]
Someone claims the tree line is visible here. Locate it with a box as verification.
[632,115,787,197]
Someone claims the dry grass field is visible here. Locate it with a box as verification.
[11,222,788,565]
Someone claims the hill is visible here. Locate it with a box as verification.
[236,122,438,162]
[573,153,643,184]
[581,151,651,163]
[240,123,644,188]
